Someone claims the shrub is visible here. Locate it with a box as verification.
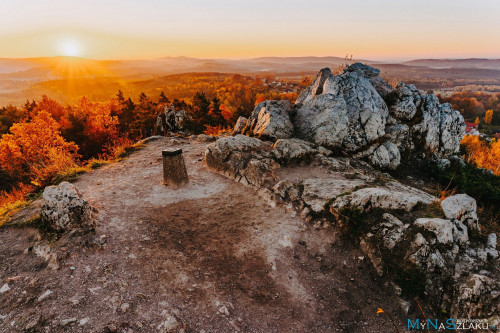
[430,159,500,213]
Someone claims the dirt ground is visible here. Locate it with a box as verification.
[0,137,411,332]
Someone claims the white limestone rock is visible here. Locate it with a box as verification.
[441,194,479,231]
[369,142,401,170]
[245,100,294,140]
[272,138,318,165]
[414,218,454,244]
[41,182,96,233]
[332,182,437,212]
[301,178,367,213]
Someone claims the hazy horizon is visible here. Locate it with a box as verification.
[1,55,500,62]
[1,0,499,60]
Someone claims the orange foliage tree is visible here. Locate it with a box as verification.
[461,135,500,175]
[67,97,120,158]
[0,111,79,187]
[34,95,71,128]
[484,109,494,124]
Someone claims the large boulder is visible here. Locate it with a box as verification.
[41,182,96,233]
[244,100,294,140]
[292,93,349,149]
[295,64,389,152]
[205,135,278,186]
[271,138,318,165]
[441,194,479,231]
[369,142,401,170]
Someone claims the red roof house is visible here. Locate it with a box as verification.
[465,122,479,136]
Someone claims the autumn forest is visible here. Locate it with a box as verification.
[0,74,303,212]
[1,67,500,221]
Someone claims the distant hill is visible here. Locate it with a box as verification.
[403,58,500,70]
[0,56,372,78]
[2,55,500,106]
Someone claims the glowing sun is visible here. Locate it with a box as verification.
[58,39,82,57]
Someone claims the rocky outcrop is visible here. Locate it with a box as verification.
[41,182,96,233]
[357,196,497,319]
[211,63,494,319]
[295,66,388,152]
[369,142,401,170]
[156,104,187,135]
[451,274,500,320]
[243,100,294,141]
[205,132,498,320]
[232,116,248,135]
[233,62,465,170]
[413,218,459,245]
[390,83,466,158]
[301,178,368,213]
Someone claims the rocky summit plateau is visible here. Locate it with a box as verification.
[0,63,498,332]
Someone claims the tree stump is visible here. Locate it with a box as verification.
[162,149,189,186]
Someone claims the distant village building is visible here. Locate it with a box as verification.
[464,122,480,136]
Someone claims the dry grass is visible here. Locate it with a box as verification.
[203,125,231,136]
[0,197,32,227]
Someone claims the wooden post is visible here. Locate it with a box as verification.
[162,149,189,186]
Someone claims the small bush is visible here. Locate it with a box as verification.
[0,185,34,227]
[430,160,500,213]
[51,166,88,185]
[338,207,383,240]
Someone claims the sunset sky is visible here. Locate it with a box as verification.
[1,0,499,60]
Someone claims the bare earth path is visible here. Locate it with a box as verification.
[0,138,409,332]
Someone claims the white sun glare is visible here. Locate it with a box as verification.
[59,39,82,57]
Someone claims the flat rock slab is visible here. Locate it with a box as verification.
[333,181,438,212]
[302,178,367,213]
